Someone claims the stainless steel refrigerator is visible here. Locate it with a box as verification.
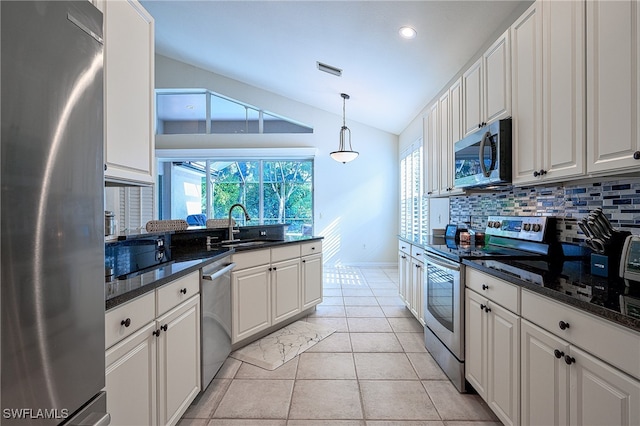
[1,1,109,425]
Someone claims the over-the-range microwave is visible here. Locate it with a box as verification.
[454,118,512,189]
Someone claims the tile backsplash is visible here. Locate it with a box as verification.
[449,176,640,243]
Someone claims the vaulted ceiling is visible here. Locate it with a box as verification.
[142,0,531,135]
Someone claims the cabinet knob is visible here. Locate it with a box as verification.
[484,306,491,313]
[554,349,565,359]
[564,355,576,365]
[634,151,640,160]
[153,330,160,337]
[480,303,486,311]
[121,318,131,328]
[533,169,547,177]
[273,266,277,271]
[160,324,168,332]
[104,164,107,171]
[302,259,306,263]
[179,288,187,295]
[482,284,489,290]
[311,247,316,250]
[558,321,570,330]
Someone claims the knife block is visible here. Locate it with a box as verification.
[590,231,631,278]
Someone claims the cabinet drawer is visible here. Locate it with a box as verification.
[411,245,425,261]
[156,271,200,316]
[271,244,300,263]
[466,267,519,313]
[522,289,640,378]
[232,248,270,270]
[301,240,322,256]
[106,291,155,349]
[398,240,411,255]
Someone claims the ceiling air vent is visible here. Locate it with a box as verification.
[317,61,342,77]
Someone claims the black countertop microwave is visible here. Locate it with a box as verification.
[454,118,512,189]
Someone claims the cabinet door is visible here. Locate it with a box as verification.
[463,58,484,136]
[439,90,451,194]
[587,0,640,174]
[302,253,323,310]
[570,346,640,426]
[398,251,411,306]
[104,0,154,184]
[157,295,201,426]
[521,319,570,426]
[106,322,157,426]
[543,0,585,180]
[484,29,511,124]
[232,264,271,343]
[487,302,520,426]
[425,102,440,196]
[465,289,488,399]
[271,258,301,323]
[410,258,423,321]
[511,1,543,185]
[448,78,464,195]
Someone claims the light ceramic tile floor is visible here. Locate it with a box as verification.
[179,266,502,426]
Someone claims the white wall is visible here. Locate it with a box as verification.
[155,55,399,266]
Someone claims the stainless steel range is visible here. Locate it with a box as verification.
[422,216,561,392]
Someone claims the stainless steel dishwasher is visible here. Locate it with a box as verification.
[201,259,235,391]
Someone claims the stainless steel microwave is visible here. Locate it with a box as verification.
[454,118,512,189]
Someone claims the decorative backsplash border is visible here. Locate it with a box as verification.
[449,176,640,243]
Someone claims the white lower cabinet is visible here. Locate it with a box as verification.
[156,296,201,426]
[398,242,411,306]
[465,288,520,426]
[106,322,157,426]
[232,264,271,342]
[397,240,425,325]
[302,252,323,309]
[410,256,424,325]
[520,289,640,426]
[231,241,323,345]
[271,257,301,323]
[105,271,201,426]
[521,319,640,426]
[521,319,570,426]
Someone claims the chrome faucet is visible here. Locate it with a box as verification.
[227,203,251,242]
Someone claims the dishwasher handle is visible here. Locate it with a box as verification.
[202,262,236,281]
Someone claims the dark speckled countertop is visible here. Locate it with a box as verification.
[105,236,324,311]
[463,258,640,333]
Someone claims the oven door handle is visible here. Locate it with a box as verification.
[425,255,460,271]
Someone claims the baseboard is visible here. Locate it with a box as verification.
[329,261,398,268]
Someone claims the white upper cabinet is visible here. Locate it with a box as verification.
[436,78,464,196]
[511,0,585,185]
[103,0,155,184]
[587,0,640,174]
[424,102,440,196]
[463,30,511,137]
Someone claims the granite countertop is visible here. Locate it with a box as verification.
[463,258,640,333]
[105,235,324,311]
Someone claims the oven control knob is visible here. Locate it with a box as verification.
[532,224,541,232]
[523,223,531,231]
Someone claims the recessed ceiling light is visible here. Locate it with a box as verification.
[399,26,417,39]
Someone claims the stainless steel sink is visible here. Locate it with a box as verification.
[221,240,271,248]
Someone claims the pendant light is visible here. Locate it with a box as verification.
[330,93,359,164]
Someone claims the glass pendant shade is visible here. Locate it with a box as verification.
[331,93,359,164]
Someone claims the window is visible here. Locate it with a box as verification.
[156,90,313,135]
[158,159,313,236]
[400,139,428,241]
